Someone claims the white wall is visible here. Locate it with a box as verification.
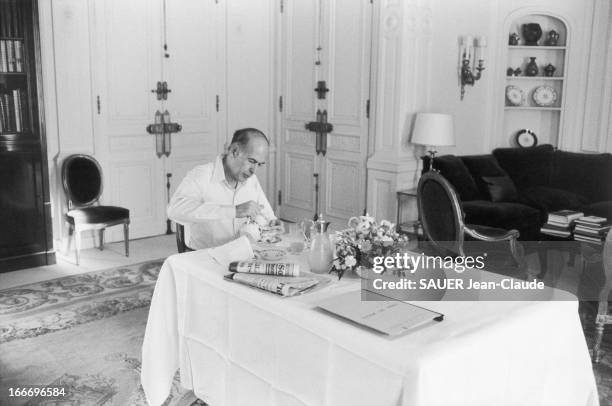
[425,0,610,155]
[429,0,496,156]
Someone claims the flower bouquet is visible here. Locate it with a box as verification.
[331,214,409,279]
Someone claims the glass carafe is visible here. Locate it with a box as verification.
[308,214,333,274]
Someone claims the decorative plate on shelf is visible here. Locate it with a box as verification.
[532,85,558,107]
[505,85,524,106]
[515,129,538,148]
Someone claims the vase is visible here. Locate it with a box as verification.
[525,57,539,77]
[522,23,542,46]
[544,63,556,77]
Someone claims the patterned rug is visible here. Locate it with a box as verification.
[0,260,204,406]
[0,260,610,405]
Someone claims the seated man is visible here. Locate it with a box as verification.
[167,128,277,249]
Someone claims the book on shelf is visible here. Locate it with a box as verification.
[0,41,7,72]
[6,40,14,72]
[12,89,21,132]
[13,40,22,72]
[547,210,584,224]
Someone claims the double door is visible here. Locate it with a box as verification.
[92,0,221,239]
[278,0,372,228]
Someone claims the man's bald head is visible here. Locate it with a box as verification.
[230,128,270,151]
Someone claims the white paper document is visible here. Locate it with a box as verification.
[317,290,443,337]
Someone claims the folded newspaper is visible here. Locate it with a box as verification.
[229,261,300,277]
[224,273,320,297]
[225,261,319,297]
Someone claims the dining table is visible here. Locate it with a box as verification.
[140,235,599,406]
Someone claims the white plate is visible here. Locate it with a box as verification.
[505,85,524,106]
[532,86,557,107]
[259,235,282,244]
[256,248,286,261]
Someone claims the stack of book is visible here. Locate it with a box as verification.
[540,210,584,238]
[573,216,610,245]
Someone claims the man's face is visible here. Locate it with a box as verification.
[228,137,268,183]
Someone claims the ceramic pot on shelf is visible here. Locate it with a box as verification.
[522,23,542,46]
[525,57,539,77]
[509,33,520,46]
[544,63,556,77]
[547,30,559,46]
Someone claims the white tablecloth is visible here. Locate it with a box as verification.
[141,249,599,406]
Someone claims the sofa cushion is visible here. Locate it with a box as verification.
[462,200,542,240]
[581,201,612,221]
[422,155,482,201]
[519,186,589,216]
[492,144,555,190]
[482,176,518,202]
[461,155,508,199]
[552,150,612,201]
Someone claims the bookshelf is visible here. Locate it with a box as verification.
[0,0,55,271]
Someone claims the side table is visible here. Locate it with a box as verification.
[396,189,422,240]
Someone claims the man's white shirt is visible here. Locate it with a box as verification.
[167,155,275,249]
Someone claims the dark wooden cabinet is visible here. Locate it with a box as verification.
[0,0,54,272]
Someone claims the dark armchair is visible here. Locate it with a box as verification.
[61,154,130,265]
[417,171,526,275]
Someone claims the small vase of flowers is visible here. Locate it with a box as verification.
[330,214,409,279]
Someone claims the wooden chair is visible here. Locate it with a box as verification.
[62,154,130,265]
[592,230,612,362]
[417,171,526,274]
[176,223,194,253]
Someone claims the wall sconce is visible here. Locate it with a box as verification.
[459,35,486,100]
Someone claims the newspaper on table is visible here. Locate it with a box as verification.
[229,261,300,277]
[224,272,320,297]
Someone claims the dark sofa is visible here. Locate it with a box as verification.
[423,145,612,240]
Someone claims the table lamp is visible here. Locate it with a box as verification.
[411,113,455,172]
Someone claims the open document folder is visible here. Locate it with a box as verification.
[317,290,443,337]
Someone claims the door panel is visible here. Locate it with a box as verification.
[285,0,318,121]
[93,0,166,239]
[279,0,371,226]
[164,0,218,145]
[94,0,161,137]
[109,160,162,238]
[281,149,317,222]
[279,0,320,221]
[322,156,363,225]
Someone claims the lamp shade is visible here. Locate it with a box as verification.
[411,113,455,147]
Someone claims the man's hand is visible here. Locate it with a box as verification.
[235,201,263,218]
